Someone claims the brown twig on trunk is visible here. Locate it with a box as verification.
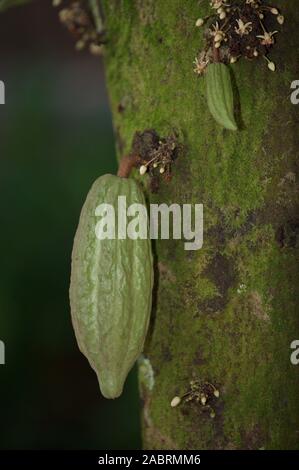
[117,154,140,178]
[213,44,220,63]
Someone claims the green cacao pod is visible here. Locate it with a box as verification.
[70,174,153,399]
[205,63,238,131]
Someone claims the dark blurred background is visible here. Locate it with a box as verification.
[0,0,141,449]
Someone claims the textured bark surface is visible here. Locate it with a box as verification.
[102,0,299,449]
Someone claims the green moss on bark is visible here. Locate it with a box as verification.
[102,0,299,449]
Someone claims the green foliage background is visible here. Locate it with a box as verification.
[0,1,140,449]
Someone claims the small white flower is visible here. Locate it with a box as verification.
[211,22,226,43]
[211,21,220,34]
[195,18,204,27]
[277,15,284,25]
[193,53,209,75]
[267,61,276,72]
[271,8,279,15]
[139,165,147,175]
[159,167,165,174]
[214,32,223,42]
[170,396,181,407]
[264,56,276,72]
[200,394,207,405]
[237,283,246,294]
[235,19,253,36]
[210,0,226,9]
[256,31,278,46]
[59,9,74,22]
[89,43,103,56]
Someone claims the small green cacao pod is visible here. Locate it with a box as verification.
[70,174,153,399]
[205,63,237,131]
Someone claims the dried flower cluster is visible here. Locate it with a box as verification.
[171,380,220,419]
[131,129,179,183]
[53,0,105,56]
[139,137,178,178]
[194,0,284,75]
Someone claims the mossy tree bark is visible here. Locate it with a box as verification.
[102,0,299,449]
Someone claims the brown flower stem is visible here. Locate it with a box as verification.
[213,44,220,63]
[117,154,140,178]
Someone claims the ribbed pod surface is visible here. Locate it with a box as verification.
[70,174,153,398]
[206,63,237,131]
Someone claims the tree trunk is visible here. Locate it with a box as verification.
[102,0,299,450]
